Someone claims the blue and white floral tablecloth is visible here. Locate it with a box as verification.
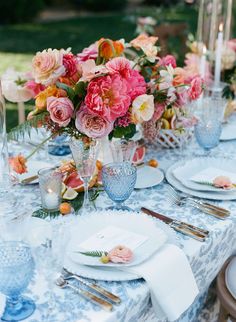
[6,138,236,322]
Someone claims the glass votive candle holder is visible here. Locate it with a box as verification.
[38,167,62,212]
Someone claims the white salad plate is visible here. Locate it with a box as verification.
[64,210,177,281]
[172,158,236,193]
[135,166,164,189]
[19,160,53,184]
[166,160,236,201]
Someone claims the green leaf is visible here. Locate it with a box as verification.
[74,81,87,98]
[77,250,108,257]
[8,111,49,141]
[111,124,136,140]
[56,82,75,101]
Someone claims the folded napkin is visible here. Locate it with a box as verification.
[190,167,236,184]
[123,244,199,321]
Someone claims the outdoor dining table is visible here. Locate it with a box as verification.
[6,137,236,322]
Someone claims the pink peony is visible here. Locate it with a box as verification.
[47,96,74,127]
[127,69,146,101]
[85,73,131,122]
[188,76,203,101]
[161,55,177,68]
[25,80,45,97]
[213,176,233,189]
[32,49,65,85]
[75,106,113,138]
[77,43,98,62]
[108,245,133,263]
[63,53,78,77]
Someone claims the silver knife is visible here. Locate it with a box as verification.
[141,207,209,242]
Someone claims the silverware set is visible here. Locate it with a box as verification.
[55,268,121,311]
[165,185,230,220]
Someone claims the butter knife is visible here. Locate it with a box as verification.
[141,207,209,242]
[21,175,38,185]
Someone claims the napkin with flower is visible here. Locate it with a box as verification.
[190,167,236,190]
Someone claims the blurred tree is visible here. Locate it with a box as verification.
[144,0,180,6]
[0,0,45,24]
[74,0,128,11]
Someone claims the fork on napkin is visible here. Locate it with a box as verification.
[119,244,199,321]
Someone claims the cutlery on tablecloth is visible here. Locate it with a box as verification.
[61,268,121,304]
[55,276,113,311]
[166,185,230,219]
[141,207,209,242]
[20,175,39,185]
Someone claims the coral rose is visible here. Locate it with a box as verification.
[213,176,233,189]
[85,73,131,122]
[32,48,65,85]
[47,96,74,127]
[9,154,27,174]
[108,245,133,263]
[132,94,154,123]
[188,76,203,101]
[75,106,113,138]
[130,34,158,59]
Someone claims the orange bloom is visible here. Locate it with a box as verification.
[98,38,124,60]
[35,85,67,110]
[9,154,27,174]
[130,34,158,58]
[173,67,185,86]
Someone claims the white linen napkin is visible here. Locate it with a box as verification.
[123,244,199,321]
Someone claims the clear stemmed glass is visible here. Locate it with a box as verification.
[102,162,137,211]
[110,139,136,163]
[0,241,35,321]
[69,138,100,215]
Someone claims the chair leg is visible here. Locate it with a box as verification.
[218,304,228,322]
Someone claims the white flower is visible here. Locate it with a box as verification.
[132,94,154,123]
[1,68,33,103]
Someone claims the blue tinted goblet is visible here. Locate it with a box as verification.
[0,241,35,321]
[102,162,137,211]
[194,120,222,156]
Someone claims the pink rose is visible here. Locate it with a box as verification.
[47,96,74,127]
[108,245,133,263]
[32,49,65,85]
[213,176,233,189]
[63,53,78,77]
[85,73,130,122]
[188,76,203,101]
[77,43,98,62]
[227,39,236,52]
[25,80,45,97]
[75,106,113,138]
[161,55,177,68]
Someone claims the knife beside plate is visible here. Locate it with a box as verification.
[141,207,209,242]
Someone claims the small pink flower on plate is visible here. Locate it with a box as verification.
[108,245,133,263]
[213,176,233,190]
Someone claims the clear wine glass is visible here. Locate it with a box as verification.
[110,139,136,163]
[102,162,137,211]
[69,138,100,215]
[0,241,35,321]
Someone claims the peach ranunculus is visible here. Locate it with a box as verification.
[75,106,113,138]
[98,38,125,60]
[32,48,65,85]
[47,96,74,127]
[213,176,233,189]
[85,73,131,122]
[80,59,108,82]
[173,67,186,86]
[35,85,67,110]
[9,154,27,174]
[130,34,158,59]
[108,245,133,263]
[131,94,154,124]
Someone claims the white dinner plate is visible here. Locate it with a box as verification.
[135,166,164,189]
[220,115,236,141]
[166,161,236,201]
[225,257,236,300]
[172,158,236,193]
[19,160,54,184]
[64,210,178,281]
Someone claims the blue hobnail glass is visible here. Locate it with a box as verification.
[102,162,137,211]
[0,241,35,321]
[194,120,222,155]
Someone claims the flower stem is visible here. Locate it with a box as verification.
[25,133,55,160]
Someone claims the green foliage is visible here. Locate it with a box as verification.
[110,124,136,140]
[8,111,49,141]
[77,250,108,257]
[0,0,45,24]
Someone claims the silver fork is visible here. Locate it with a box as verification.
[166,185,230,219]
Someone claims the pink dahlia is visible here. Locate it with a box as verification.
[63,53,78,77]
[85,73,131,122]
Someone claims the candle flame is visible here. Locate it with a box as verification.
[219,23,223,32]
[47,188,53,193]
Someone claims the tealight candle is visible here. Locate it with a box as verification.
[44,189,59,210]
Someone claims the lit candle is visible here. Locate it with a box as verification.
[214,23,223,89]
[44,188,59,210]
